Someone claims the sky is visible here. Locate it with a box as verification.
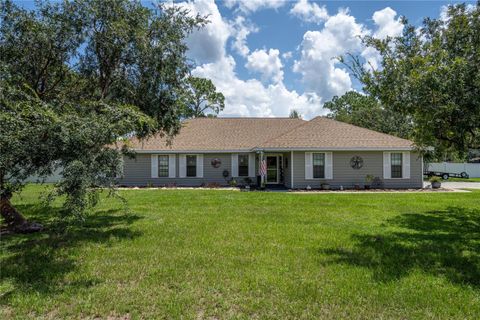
[16,0,476,119]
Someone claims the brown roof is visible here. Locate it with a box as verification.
[126,116,414,151]
[262,116,413,149]
[127,117,306,151]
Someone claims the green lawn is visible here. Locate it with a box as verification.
[2,185,480,319]
[447,177,480,182]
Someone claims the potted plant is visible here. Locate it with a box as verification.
[429,176,442,189]
[229,178,238,187]
[321,183,330,190]
[243,177,253,191]
[365,175,374,190]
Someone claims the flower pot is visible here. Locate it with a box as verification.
[432,181,441,189]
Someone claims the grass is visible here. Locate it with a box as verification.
[2,185,480,319]
[446,177,480,182]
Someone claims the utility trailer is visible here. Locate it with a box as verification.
[424,170,469,180]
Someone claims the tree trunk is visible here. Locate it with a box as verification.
[0,193,43,233]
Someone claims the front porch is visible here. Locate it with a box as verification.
[257,152,292,188]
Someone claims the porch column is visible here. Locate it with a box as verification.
[259,151,265,187]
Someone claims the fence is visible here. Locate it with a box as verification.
[427,163,480,178]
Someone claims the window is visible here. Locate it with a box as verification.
[186,155,197,177]
[391,153,403,178]
[313,153,325,179]
[238,154,249,176]
[158,155,169,177]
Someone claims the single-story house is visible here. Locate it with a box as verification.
[119,116,423,189]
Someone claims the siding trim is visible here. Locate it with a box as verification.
[168,154,176,178]
[290,151,294,188]
[151,155,158,178]
[231,154,239,177]
[325,152,333,180]
[248,153,255,177]
[197,154,204,178]
[305,152,313,180]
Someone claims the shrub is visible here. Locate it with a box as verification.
[429,176,442,183]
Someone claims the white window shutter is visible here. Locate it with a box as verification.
[231,154,239,177]
[168,154,176,178]
[305,152,313,180]
[197,154,203,178]
[403,151,410,179]
[325,152,333,179]
[248,153,255,177]
[151,154,158,178]
[179,155,186,178]
[383,152,391,179]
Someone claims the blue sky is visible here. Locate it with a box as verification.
[16,0,476,118]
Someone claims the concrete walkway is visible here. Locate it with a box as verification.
[424,181,480,190]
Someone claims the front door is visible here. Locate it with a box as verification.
[266,156,279,184]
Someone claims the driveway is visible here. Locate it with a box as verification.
[424,181,480,190]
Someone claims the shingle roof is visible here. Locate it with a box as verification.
[127,117,306,151]
[126,116,414,151]
[261,116,413,149]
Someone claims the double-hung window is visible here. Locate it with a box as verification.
[313,153,325,179]
[391,153,403,178]
[158,155,169,177]
[238,154,249,176]
[186,155,197,177]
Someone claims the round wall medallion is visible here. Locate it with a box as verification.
[350,156,364,169]
[211,158,221,168]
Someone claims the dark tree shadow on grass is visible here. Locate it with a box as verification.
[321,206,480,287]
[0,204,142,303]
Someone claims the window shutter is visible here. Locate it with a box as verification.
[179,155,186,178]
[383,152,391,179]
[248,153,255,177]
[325,152,333,179]
[305,152,313,180]
[403,151,410,179]
[151,154,158,178]
[197,154,203,178]
[231,154,239,177]
[168,154,176,178]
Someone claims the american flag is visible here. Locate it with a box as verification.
[259,159,267,176]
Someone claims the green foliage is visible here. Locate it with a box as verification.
[429,176,442,183]
[324,91,413,139]
[0,0,210,220]
[180,76,225,118]
[342,3,480,156]
[3,185,480,318]
[289,109,302,119]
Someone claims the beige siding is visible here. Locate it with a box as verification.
[292,151,423,189]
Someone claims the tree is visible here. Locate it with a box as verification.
[342,3,480,156]
[181,76,225,118]
[0,0,208,232]
[289,109,302,119]
[324,91,413,139]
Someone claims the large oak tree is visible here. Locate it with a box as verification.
[0,0,213,232]
[342,2,480,156]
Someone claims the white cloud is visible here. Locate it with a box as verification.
[361,7,404,71]
[176,0,322,118]
[290,0,329,24]
[224,0,287,13]
[372,7,403,39]
[245,48,284,83]
[282,51,293,60]
[180,0,231,64]
[293,9,367,101]
[230,16,258,57]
